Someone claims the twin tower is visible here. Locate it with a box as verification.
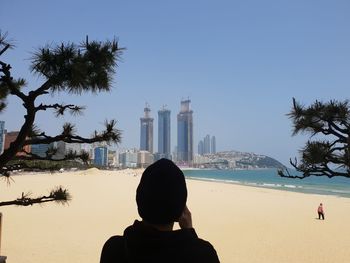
[140,99,193,163]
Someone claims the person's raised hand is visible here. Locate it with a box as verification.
[179,205,193,229]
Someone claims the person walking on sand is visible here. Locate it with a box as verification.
[318,203,325,220]
[100,158,220,263]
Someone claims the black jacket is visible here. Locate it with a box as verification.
[100,220,220,263]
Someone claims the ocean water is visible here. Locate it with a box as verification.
[183,169,350,198]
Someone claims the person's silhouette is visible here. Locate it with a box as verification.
[100,158,219,263]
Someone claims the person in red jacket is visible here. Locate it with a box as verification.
[100,158,220,263]
[317,203,325,220]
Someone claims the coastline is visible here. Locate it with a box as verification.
[1,169,350,262]
[184,168,350,198]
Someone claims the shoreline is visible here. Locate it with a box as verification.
[185,175,350,199]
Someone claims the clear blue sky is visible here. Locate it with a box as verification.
[1,0,349,166]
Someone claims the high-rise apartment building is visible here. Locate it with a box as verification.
[198,140,204,155]
[177,99,193,163]
[0,121,5,154]
[137,150,154,168]
[198,134,216,155]
[119,149,138,168]
[140,104,153,153]
[211,135,216,154]
[94,146,108,166]
[158,106,171,159]
[203,134,211,154]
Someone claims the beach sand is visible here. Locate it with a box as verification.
[1,169,350,263]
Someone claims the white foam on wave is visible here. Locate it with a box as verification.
[187,176,242,184]
[262,183,281,188]
[283,184,297,188]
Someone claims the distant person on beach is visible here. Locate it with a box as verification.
[318,203,325,220]
[100,158,220,263]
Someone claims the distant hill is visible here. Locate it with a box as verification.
[195,150,286,169]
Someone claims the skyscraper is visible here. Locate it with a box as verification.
[198,140,204,155]
[140,104,154,153]
[203,134,211,154]
[177,99,193,163]
[198,134,216,155]
[158,106,171,159]
[211,136,216,154]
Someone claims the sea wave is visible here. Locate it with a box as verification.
[262,183,282,188]
[184,169,350,198]
[283,184,298,188]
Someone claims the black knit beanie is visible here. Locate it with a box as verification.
[136,158,187,225]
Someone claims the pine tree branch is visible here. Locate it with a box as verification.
[328,120,347,134]
[0,60,27,101]
[25,133,118,145]
[328,139,344,148]
[24,120,121,146]
[0,44,10,56]
[279,157,349,179]
[29,79,52,98]
[35,103,85,116]
[0,96,36,166]
[283,98,350,179]
[326,122,347,141]
[327,146,346,154]
[0,187,70,207]
[279,166,348,179]
[0,31,14,55]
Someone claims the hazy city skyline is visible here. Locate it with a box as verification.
[1,0,349,166]
[141,100,194,162]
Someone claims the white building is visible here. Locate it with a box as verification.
[137,151,154,168]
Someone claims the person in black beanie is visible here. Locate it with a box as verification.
[100,158,220,263]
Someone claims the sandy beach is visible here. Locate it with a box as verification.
[1,168,350,263]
